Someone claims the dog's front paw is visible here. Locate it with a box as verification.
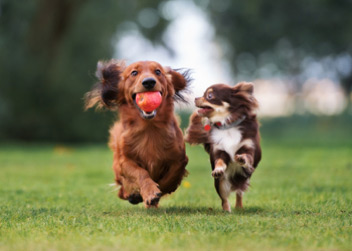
[235,154,247,166]
[235,154,255,177]
[145,193,162,208]
[127,193,143,205]
[143,185,162,208]
[212,167,225,179]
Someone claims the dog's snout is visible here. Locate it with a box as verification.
[195,97,202,105]
[142,77,156,90]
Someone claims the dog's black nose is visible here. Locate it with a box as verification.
[142,77,156,90]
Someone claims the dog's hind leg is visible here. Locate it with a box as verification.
[158,156,188,195]
[212,151,232,212]
[215,178,232,212]
[235,191,243,209]
[222,200,231,212]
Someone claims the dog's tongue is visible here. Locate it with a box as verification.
[135,92,162,112]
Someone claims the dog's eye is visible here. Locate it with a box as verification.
[155,69,161,76]
[131,71,138,76]
[207,92,213,99]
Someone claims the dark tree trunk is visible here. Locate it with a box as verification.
[27,0,85,59]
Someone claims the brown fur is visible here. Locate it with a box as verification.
[85,60,190,208]
[185,82,261,212]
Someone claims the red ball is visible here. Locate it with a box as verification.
[135,92,162,112]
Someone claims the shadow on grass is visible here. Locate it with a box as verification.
[5,204,265,219]
[102,205,265,216]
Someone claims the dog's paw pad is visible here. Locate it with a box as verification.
[212,168,224,179]
[150,196,160,206]
[145,192,161,207]
[235,154,246,166]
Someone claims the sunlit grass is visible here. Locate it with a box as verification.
[0,139,351,250]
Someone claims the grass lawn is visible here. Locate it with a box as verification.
[1,128,352,250]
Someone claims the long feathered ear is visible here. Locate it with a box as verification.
[84,60,125,110]
[164,67,192,103]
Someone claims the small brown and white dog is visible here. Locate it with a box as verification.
[185,82,261,212]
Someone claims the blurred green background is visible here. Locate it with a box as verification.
[1,1,352,250]
[0,0,351,142]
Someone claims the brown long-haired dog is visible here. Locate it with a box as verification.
[85,60,191,208]
[185,82,261,212]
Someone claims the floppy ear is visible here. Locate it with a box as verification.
[85,60,125,110]
[164,67,192,103]
[233,81,254,94]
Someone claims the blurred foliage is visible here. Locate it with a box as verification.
[193,0,352,93]
[0,0,168,142]
[1,0,351,142]
[259,114,352,147]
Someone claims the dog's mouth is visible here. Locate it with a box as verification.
[132,92,162,120]
[197,105,214,115]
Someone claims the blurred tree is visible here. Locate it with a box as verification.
[193,0,352,94]
[0,0,168,142]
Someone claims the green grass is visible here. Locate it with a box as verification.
[1,136,352,250]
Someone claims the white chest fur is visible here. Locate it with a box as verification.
[211,127,242,161]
